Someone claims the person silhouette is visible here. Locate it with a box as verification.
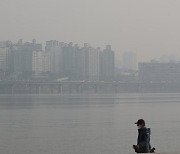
[133,119,155,153]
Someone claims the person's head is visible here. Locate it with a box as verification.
[135,119,145,129]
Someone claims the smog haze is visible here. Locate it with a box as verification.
[1,0,180,61]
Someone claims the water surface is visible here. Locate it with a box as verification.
[0,93,180,154]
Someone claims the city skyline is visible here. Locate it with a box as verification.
[0,1,180,154]
[1,38,180,92]
[0,39,115,81]
[1,0,180,62]
[1,38,179,64]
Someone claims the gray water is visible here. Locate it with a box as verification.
[0,93,180,154]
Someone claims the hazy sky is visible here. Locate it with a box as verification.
[1,0,180,62]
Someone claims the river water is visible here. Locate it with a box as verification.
[0,93,180,154]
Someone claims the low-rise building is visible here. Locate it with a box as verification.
[139,61,180,83]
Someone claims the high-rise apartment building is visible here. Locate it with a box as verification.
[0,41,13,74]
[0,39,116,81]
[99,45,115,81]
[45,40,63,78]
[0,47,9,71]
[61,42,76,80]
[82,44,99,81]
[13,39,42,79]
[32,51,49,78]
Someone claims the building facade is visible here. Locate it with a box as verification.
[0,47,9,72]
[0,39,115,81]
[82,44,100,81]
[32,51,49,78]
[139,61,180,83]
[13,39,42,79]
[45,40,63,78]
[0,41,13,75]
[99,45,115,81]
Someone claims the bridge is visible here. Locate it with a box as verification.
[0,81,138,94]
[0,81,180,94]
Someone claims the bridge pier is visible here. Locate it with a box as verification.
[93,84,98,93]
[0,84,14,94]
[76,84,83,93]
[80,84,83,93]
[35,85,40,94]
[114,84,118,93]
[69,84,73,93]
[0,85,3,94]
[28,85,32,94]
[58,85,62,94]
[9,84,14,95]
[50,85,54,94]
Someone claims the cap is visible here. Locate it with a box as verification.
[134,119,145,126]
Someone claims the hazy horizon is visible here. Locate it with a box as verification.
[1,0,180,62]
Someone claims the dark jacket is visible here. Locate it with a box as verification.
[137,127,150,153]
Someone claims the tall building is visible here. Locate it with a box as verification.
[122,51,137,70]
[99,45,115,81]
[88,47,99,81]
[62,42,76,80]
[139,61,180,83]
[32,51,49,78]
[0,47,9,71]
[0,39,116,81]
[82,44,99,81]
[13,39,42,79]
[73,44,84,80]
[45,40,63,78]
[0,41,13,74]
